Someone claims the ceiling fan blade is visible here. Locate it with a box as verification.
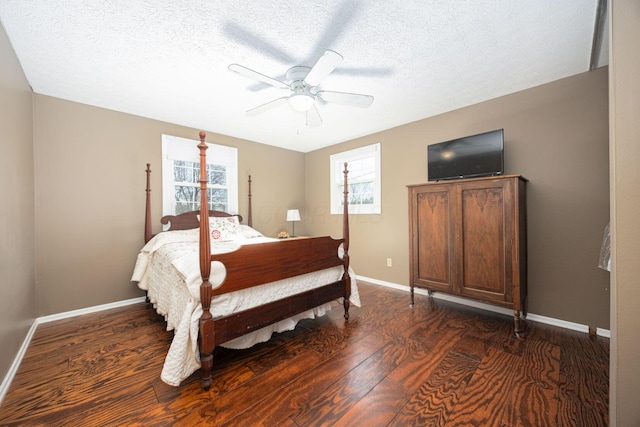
[304,50,343,87]
[316,90,374,107]
[306,104,322,127]
[246,97,288,116]
[307,1,361,65]
[331,66,394,78]
[223,22,297,64]
[229,64,290,90]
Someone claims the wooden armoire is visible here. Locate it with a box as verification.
[408,175,527,335]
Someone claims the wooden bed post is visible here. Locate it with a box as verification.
[247,175,253,228]
[144,164,152,244]
[197,131,214,390]
[342,162,351,320]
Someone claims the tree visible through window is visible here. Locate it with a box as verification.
[330,143,381,214]
[162,134,238,217]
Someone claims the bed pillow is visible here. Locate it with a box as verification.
[208,217,239,241]
[239,224,264,238]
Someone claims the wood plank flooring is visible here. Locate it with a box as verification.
[0,282,609,426]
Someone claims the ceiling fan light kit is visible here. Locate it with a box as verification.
[289,93,315,112]
[229,49,374,126]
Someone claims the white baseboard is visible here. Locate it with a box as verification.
[356,275,611,338]
[38,296,147,324]
[0,319,38,405]
[525,313,589,334]
[0,296,146,405]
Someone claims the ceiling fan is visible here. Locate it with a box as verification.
[229,50,374,127]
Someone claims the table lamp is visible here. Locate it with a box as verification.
[286,209,301,237]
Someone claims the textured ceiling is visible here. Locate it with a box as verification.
[0,1,607,153]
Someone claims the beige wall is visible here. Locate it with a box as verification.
[0,24,36,379]
[32,96,304,316]
[306,68,611,330]
[609,1,640,425]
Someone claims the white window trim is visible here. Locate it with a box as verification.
[161,134,238,217]
[330,142,381,214]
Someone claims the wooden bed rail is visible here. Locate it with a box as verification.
[211,236,345,294]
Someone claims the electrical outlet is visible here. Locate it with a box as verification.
[386,258,392,267]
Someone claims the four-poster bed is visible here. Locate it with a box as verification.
[132,131,357,390]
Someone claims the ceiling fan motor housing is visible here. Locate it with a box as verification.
[286,66,315,111]
[286,66,312,85]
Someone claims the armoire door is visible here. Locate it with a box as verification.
[410,184,455,293]
[455,178,515,304]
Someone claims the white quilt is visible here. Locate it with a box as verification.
[131,228,360,386]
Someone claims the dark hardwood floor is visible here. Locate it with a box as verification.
[0,282,609,426]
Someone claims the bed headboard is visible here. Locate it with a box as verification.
[160,210,243,231]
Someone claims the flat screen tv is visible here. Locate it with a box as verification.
[427,129,504,181]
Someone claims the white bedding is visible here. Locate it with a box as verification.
[131,227,360,386]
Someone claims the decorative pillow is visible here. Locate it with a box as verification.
[208,217,239,241]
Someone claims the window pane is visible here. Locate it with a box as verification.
[336,157,375,184]
[174,160,199,183]
[351,182,374,205]
[339,181,374,206]
[347,158,367,181]
[174,185,198,203]
[174,185,198,214]
[175,162,228,186]
[173,186,230,212]
[208,188,228,211]
[207,164,227,186]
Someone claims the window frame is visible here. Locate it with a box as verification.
[330,142,381,215]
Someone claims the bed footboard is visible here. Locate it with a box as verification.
[195,132,351,390]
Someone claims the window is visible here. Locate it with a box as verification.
[330,143,381,214]
[161,134,238,216]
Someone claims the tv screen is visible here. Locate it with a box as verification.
[427,129,504,181]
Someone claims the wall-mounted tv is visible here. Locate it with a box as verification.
[427,129,504,181]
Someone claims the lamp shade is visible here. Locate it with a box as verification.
[286,209,301,222]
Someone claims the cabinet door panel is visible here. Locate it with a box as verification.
[414,188,453,291]
[458,180,513,302]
